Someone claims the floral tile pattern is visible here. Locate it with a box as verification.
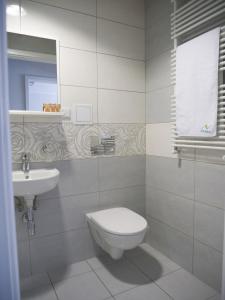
[10,123,24,163]
[11,121,145,162]
[99,124,145,156]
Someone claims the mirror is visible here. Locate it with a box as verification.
[7,32,59,112]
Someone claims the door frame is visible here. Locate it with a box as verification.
[0,0,20,299]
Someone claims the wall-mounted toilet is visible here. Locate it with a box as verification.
[86,207,148,259]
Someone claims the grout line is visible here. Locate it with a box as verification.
[87,261,114,298]
[146,178,225,211]
[148,215,194,240]
[25,0,145,30]
[37,183,145,202]
[146,183,195,202]
[46,272,60,300]
[60,84,146,94]
[98,16,145,30]
[146,83,172,94]
[192,159,196,273]
[60,44,145,62]
[26,0,97,18]
[148,215,223,254]
[125,252,182,282]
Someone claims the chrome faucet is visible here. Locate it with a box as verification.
[22,153,30,178]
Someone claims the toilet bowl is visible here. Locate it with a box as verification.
[86,207,148,259]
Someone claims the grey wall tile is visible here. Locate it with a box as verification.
[15,211,28,242]
[99,155,145,191]
[97,19,145,60]
[18,241,31,278]
[99,186,145,216]
[193,241,222,291]
[195,149,225,165]
[37,159,98,199]
[195,162,225,209]
[146,18,172,60]
[146,155,194,199]
[32,193,99,238]
[146,0,171,29]
[146,50,171,92]
[146,187,194,236]
[194,203,224,252]
[146,87,171,124]
[146,217,193,272]
[30,228,98,273]
[97,0,145,28]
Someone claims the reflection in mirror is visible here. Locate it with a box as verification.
[7,33,58,111]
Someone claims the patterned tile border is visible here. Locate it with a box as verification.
[10,121,146,162]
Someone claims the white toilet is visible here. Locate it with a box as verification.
[86,207,148,259]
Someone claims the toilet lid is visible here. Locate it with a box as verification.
[89,207,147,236]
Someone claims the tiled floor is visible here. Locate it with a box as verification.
[20,243,220,300]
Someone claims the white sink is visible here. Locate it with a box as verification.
[13,169,60,202]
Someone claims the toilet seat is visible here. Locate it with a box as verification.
[87,207,147,236]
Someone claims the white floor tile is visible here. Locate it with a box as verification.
[94,259,149,295]
[114,282,171,300]
[48,260,91,283]
[127,243,180,280]
[156,269,217,300]
[22,286,57,300]
[208,295,221,300]
[87,255,127,270]
[20,273,51,293]
[53,271,110,300]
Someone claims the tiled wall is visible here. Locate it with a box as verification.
[145,0,224,291]
[7,0,146,276]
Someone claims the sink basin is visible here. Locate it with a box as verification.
[13,168,60,199]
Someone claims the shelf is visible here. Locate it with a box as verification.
[9,110,65,122]
[9,110,64,116]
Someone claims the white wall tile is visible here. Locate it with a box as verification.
[60,47,97,87]
[97,0,145,28]
[146,123,176,158]
[98,89,145,123]
[6,0,20,33]
[98,54,145,92]
[32,0,97,16]
[21,0,96,51]
[61,85,98,123]
[97,19,145,60]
